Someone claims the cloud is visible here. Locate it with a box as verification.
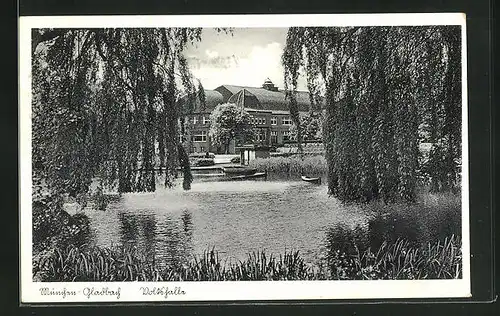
[187,55,238,70]
[188,42,298,90]
[205,49,219,59]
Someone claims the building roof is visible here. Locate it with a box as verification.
[186,89,224,113]
[185,79,320,114]
[216,84,313,112]
[227,89,262,109]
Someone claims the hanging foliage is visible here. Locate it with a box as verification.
[32,28,205,198]
[282,26,462,203]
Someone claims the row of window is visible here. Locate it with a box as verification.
[251,116,293,126]
[253,130,295,142]
[190,130,295,143]
[189,115,293,126]
[192,146,206,153]
[190,116,210,125]
[244,130,295,142]
[251,117,267,125]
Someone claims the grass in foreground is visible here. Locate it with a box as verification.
[328,235,462,280]
[34,235,461,281]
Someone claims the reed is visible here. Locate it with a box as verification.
[35,236,461,282]
[35,245,163,282]
[328,235,462,280]
[225,250,321,281]
[248,156,327,178]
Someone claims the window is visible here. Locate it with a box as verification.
[255,129,266,141]
[203,116,210,125]
[192,116,198,125]
[271,131,278,143]
[251,116,266,125]
[282,130,291,141]
[282,117,292,126]
[271,116,277,125]
[192,131,207,142]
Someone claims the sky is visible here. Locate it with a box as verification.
[184,28,308,91]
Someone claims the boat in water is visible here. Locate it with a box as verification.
[301,175,321,184]
[227,172,267,181]
[222,166,258,175]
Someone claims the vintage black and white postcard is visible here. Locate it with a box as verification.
[19,13,470,303]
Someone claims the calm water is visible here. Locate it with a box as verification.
[71,176,461,267]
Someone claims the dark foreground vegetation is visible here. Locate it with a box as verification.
[34,235,461,282]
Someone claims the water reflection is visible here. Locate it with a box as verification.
[325,202,461,258]
[118,212,156,261]
[155,213,193,268]
[116,211,194,268]
[80,178,461,267]
[181,210,193,238]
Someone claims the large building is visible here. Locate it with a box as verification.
[186,78,315,154]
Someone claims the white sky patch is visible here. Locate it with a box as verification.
[205,49,219,59]
[189,42,307,90]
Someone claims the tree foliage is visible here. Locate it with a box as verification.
[208,103,254,153]
[282,26,462,202]
[32,28,205,198]
[289,112,323,142]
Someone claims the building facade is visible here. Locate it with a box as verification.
[186,79,315,154]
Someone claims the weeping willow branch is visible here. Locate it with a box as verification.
[32,28,203,198]
[283,26,462,202]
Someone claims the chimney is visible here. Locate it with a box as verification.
[262,78,278,91]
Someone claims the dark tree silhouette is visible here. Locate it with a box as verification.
[282,26,462,202]
[32,28,209,198]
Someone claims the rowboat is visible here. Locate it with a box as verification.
[301,175,321,184]
[227,172,267,181]
[222,166,257,175]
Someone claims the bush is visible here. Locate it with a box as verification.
[32,194,91,257]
